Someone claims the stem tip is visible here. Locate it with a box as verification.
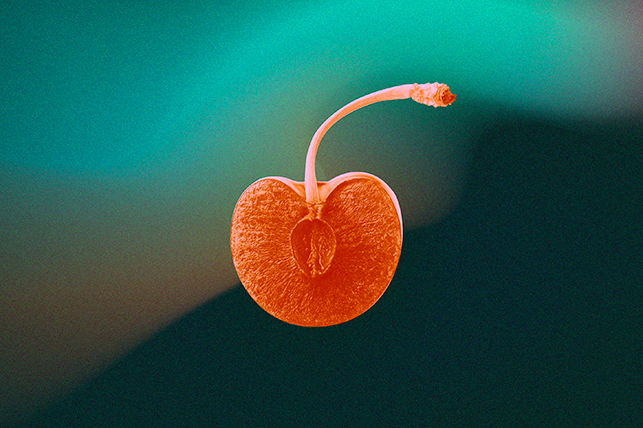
[411,82,456,107]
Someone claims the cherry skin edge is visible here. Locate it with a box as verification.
[240,172,403,241]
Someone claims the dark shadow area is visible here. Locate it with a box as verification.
[21,118,642,427]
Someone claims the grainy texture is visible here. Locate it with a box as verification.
[410,83,456,107]
[290,217,337,277]
[231,177,402,326]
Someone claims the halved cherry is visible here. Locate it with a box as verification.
[231,82,455,326]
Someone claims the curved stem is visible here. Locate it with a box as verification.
[304,82,455,203]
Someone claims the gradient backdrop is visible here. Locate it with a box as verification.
[1,0,642,425]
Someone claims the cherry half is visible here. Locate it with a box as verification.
[230,82,456,326]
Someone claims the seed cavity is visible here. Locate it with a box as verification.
[290,217,337,278]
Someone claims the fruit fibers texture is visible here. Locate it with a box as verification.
[231,177,402,326]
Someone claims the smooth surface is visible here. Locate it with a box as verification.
[21,116,642,427]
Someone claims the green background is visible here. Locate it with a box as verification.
[1,1,641,425]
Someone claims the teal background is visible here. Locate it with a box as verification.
[1,0,641,425]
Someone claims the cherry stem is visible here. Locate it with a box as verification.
[304,82,456,204]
